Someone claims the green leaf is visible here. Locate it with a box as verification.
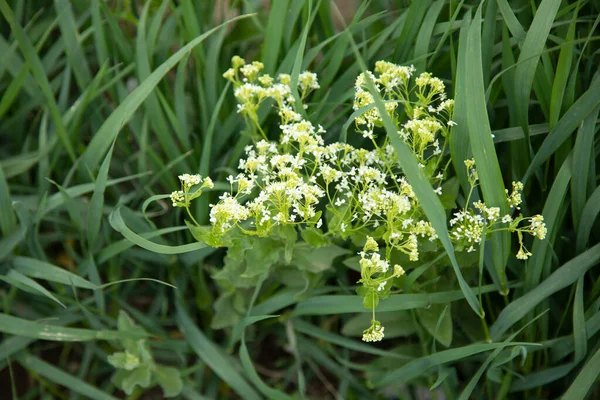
[524,73,600,183]
[417,303,452,347]
[176,300,261,400]
[154,365,183,398]
[0,313,145,342]
[0,0,76,161]
[242,238,281,278]
[12,256,97,289]
[293,282,502,316]
[300,227,329,247]
[18,353,117,400]
[561,346,600,400]
[464,5,510,292]
[0,164,16,236]
[121,365,152,395]
[514,0,562,140]
[370,342,532,387]
[292,242,350,273]
[107,352,140,371]
[0,270,65,308]
[80,13,253,172]
[262,0,290,74]
[490,243,600,340]
[87,140,115,250]
[109,207,209,254]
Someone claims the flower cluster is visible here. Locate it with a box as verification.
[170,174,213,208]
[449,159,546,259]
[171,57,547,342]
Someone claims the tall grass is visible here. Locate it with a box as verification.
[1,0,599,398]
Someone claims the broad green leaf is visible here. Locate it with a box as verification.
[155,365,183,398]
[121,365,152,395]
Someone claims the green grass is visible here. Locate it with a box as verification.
[1,0,599,398]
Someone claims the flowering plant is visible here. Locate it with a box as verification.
[171,57,546,342]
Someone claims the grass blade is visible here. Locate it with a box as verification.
[18,353,118,400]
[524,72,600,183]
[81,13,253,172]
[109,207,208,254]
[0,313,143,341]
[262,0,290,74]
[490,243,600,340]
[0,0,76,161]
[293,283,502,316]
[561,346,600,400]
[464,5,510,292]
[175,300,261,400]
[514,0,561,141]
[87,141,115,251]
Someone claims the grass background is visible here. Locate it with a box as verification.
[1,0,599,398]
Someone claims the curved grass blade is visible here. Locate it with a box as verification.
[81,13,253,172]
[526,154,571,289]
[109,207,208,255]
[490,243,600,340]
[449,9,472,195]
[0,164,16,236]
